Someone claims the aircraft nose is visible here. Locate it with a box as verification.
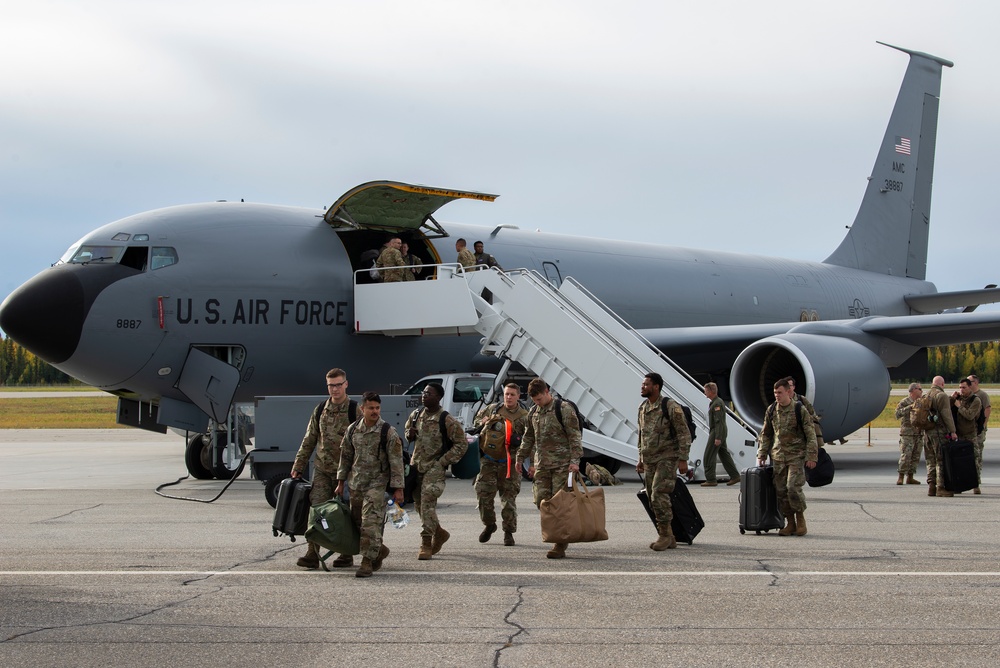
[0,267,87,365]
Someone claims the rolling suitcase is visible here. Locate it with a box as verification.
[806,447,835,487]
[272,477,312,541]
[739,465,784,535]
[940,439,978,493]
[637,475,705,545]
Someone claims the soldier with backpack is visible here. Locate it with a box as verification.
[517,378,584,559]
[967,375,991,494]
[925,376,958,497]
[472,383,529,546]
[290,368,358,570]
[334,392,405,578]
[404,382,468,560]
[636,372,691,551]
[757,377,817,536]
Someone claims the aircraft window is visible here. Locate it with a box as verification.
[151,247,179,270]
[67,245,124,264]
[119,246,148,271]
[133,234,149,241]
[404,378,443,396]
[112,233,130,241]
[453,377,493,403]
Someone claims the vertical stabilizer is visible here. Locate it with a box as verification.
[824,43,953,280]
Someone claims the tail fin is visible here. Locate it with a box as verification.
[824,42,953,280]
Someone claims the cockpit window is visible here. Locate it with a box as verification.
[65,245,125,265]
[151,247,178,270]
[120,246,148,271]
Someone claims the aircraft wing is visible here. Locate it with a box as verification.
[904,287,1000,313]
[639,310,1000,364]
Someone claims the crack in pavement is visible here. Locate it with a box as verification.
[35,504,104,523]
[756,560,780,586]
[493,585,527,667]
[853,501,884,522]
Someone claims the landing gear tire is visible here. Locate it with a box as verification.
[210,431,246,480]
[264,474,285,509]
[185,434,214,480]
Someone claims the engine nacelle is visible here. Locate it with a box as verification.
[731,333,890,440]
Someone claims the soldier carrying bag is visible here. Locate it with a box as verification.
[910,394,937,431]
[539,474,609,544]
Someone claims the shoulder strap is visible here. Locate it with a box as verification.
[312,400,326,426]
[553,398,565,431]
[661,396,677,438]
[439,411,452,449]
[380,421,390,449]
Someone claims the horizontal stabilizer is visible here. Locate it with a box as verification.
[904,287,1000,314]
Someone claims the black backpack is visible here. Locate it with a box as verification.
[764,401,805,438]
[312,399,358,428]
[413,408,454,455]
[661,397,696,440]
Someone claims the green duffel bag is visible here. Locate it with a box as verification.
[304,497,360,564]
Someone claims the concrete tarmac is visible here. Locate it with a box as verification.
[2,428,999,667]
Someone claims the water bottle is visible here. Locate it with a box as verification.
[387,499,409,529]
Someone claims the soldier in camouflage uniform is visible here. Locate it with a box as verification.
[700,382,741,487]
[967,375,990,494]
[757,377,818,536]
[455,238,476,270]
[376,237,407,283]
[636,372,691,551]
[473,383,529,546]
[894,382,925,485]
[290,368,356,569]
[335,392,404,578]
[953,381,983,492]
[585,462,622,486]
[926,376,958,497]
[399,241,420,282]
[404,382,468,560]
[517,378,583,559]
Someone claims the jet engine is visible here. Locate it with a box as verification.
[730,333,890,440]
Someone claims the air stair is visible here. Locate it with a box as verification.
[354,266,759,475]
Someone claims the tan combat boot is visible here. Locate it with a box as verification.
[795,511,807,536]
[650,526,677,551]
[432,526,450,555]
[371,545,390,572]
[928,483,936,497]
[355,557,373,578]
[503,531,515,546]
[296,542,319,569]
[778,515,797,536]
[936,488,954,497]
[906,474,921,485]
[546,542,567,559]
[896,473,904,485]
[418,535,433,560]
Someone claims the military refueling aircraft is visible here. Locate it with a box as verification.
[3,42,1000,479]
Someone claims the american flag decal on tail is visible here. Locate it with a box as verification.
[895,136,911,155]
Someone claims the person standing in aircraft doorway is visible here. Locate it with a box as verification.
[376,236,406,282]
[473,240,502,271]
[455,238,476,271]
[399,241,421,281]
[636,372,691,551]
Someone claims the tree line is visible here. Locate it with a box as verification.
[0,335,74,385]
[2,332,999,386]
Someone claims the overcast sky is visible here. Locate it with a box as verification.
[3,1,998,314]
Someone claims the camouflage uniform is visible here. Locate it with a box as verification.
[973,388,990,480]
[400,252,418,281]
[637,399,692,534]
[894,396,924,476]
[404,407,468,540]
[474,402,529,534]
[703,395,740,483]
[925,385,956,490]
[292,398,354,558]
[376,246,406,283]
[955,393,983,443]
[585,463,622,486]
[337,418,404,562]
[457,248,476,270]
[517,400,583,508]
[757,401,817,516]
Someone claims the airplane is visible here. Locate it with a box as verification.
[3,41,1000,481]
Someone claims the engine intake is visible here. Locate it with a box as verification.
[731,333,890,440]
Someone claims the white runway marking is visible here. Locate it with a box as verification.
[3,570,1000,577]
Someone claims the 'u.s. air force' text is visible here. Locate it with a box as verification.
[173,298,349,326]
